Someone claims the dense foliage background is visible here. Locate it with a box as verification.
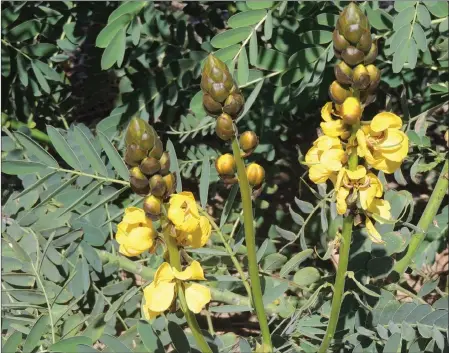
[1,1,448,352]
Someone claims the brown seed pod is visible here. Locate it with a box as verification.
[129,167,150,195]
[329,81,351,105]
[333,29,350,52]
[140,157,161,176]
[124,144,148,167]
[357,30,373,53]
[334,61,353,85]
[149,174,167,198]
[215,153,236,177]
[163,173,177,198]
[148,138,164,159]
[341,46,365,66]
[143,195,162,219]
[239,131,259,155]
[246,163,265,187]
[223,92,244,118]
[366,64,381,92]
[215,113,235,141]
[352,64,370,90]
[203,92,223,117]
[159,152,170,176]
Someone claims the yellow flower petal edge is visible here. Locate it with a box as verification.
[154,262,175,285]
[143,281,176,312]
[184,283,211,314]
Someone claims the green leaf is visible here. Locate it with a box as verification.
[101,28,126,70]
[316,13,339,27]
[416,4,431,28]
[275,226,296,241]
[246,1,274,10]
[16,55,29,87]
[289,205,304,225]
[293,267,321,286]
[108,1,146,23]
[199,157,210,209]
[262,253,287,272]
[2,331,23,353]
[382,231,406,255]
[76,344,101,353]
[298,30,333,44]
[14,132,58,167]
[210,305,251,313]
[22,43,58,57]
[167,139,182,193]
[394,1,415,12]
[96,14,132,48]
[367,256,394,280]
[237,47,249,85]
[211,27,252,49]
[73,126,108,176]
[393,6,415,30]
[102,278,133,296]
[97,131,129,181]
[238,79,264,120]
[294,198,314,213]
[138,320,164,353]
[7,19,41,42]
[264,10,273,40]
[249,31,258,65]
[100,334,132,353]
[76,186,128,220]
[392,40,409,73]
[228,9,266,28]
[31,61,50,94]
[418,279,439,297]
[214,44,240,63]
[383,332,402,353]
[47,126,82,170]
[280,249,313,277]
[168,322,191,353]
[23,315,49,353]
[365,7,393,30]
[15,171,57,199]
[408,39,418,69]
[49,337,93,353]
[220,184,238,228]
[37,175,78,207]
[412,23,427,51]
[347,271,380,297]
[2,160,47,175]
[1,7,20,29]
[60,182,103,216]
[424,1,448,18]
[34,60,61,82]
[256,47,287,71]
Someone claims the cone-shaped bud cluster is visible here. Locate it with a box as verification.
[239,131,259,156]
[332,2,380,106]
[246,163,265,188]
[124,117,177,218]
[201,55,245,141]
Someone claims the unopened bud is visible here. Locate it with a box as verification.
[163,173,176,198]
[333,29,350,52]
[125,144,148,167]
[329,81,351,105]
[223,92,244,118]
[143,195,162,219]
[334,61,353,85]
[129,167,150,195]
[159,152,170,175]
[357,30,372,53]
[203,92,223,117]
[352,64,370,90]
[215,154,236,177]
[364,42,378,65]
[366,64,381,92]
[239,131,259,155]
[246,163,265,187]
[140,157,161,176]
[215,113,235,141]
[149,138,164,159]
[342,46,364,66]
[341,97,362,125]
[125,117,156,150]
[149,174,166,197]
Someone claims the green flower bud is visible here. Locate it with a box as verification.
[201,55,234,103]
[125,117,156,151]
[338,3,369,37]
[352,64,370,90]
[342,23,364,44]
[334,61,353,85]
[246,163,265,187]
[163,173,176,198]
[215,113,235,141]
[239,131,259,155]
[143,195,162,219]
[129,167,150,195]
[223,92,245,118]
[140,157,161,176]
[357,30,372,53]
[366,64,381,92]
[364,42,378,65]
[341,46,364,66]
[159,152,170,175]
[149,174,166,198]
[329,81,351,105]
[149,138,164,159]
[333,29,350,52]
[203,92,223,117]
[125,144,148,167]
[215,153,236,177]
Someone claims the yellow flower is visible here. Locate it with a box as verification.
[305,135,346,184]
[364,198,391,244]
[177,216,212,248]
[320,102,351,139]
[116,207,156,257]
[356,112,409,173]
[142,261,211,319]
[168,192,201,233]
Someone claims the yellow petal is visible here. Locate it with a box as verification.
[144,281,176,312]
[359,184,377,210]
[154,262,175,284]
[321,102,333,122]
[142,297,162,320]
[126,227,155,251]
[119,244,141,257]
[371,112,402,132]
[320,120,346,138]
[320,149,345,171]
[188,260,206,280]
[367,173,383,197]
[336,187,350,215]
[315,136,342,151]
[365,217,384,244]
[370,154,402,174]
[184,283,211,313]
[305,146,320,164]
[367,199,391,221]
[123,207,152,227]
[115,222,128,245]
[309,165,332,184]
[346,165,366,180]
[356,130,368,158]
[378,131,409,162]
[335,168,346,190]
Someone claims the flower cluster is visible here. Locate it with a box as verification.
[304,2,409,243]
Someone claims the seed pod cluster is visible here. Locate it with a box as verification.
[331,3,380,106]
[201,55,245,141]
[124,117,176,219]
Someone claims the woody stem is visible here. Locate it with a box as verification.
[231,138,273,351]
[319,124,358,353]
[163,229,212,353]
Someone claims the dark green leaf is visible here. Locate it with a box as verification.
[49,337,92,353]
[199,157,210,209]
[2,331,23,353]
[14,132,58,167]
[211,27,252,49]
[280,249,313,277]
[47,126,82,170]
[138,320,164,353]
[97,131,129,181]
[167,139,182,193]
[101,28,126,70]
[246,1,274,10]
[249,30,258,65]
[7,19,41,42]
[237,48,249,85]
[108,1,146,23]
[100,334,132,353]
[73,126,108,176]
[229,9,266,28]
[31,61,50,94]
[96,14,132,48]
[298,30,332,44]
[23,315,49,353]
[2,160,47,175]
[168,322,191,353]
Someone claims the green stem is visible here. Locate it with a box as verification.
[163,229,212,353]
[394,160,448,275]
[318,215,353,353]
[231,138,273,351]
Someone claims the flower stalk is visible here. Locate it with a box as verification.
[163,228,213,353]
[393,159,448,275]
[231,137,273,351]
